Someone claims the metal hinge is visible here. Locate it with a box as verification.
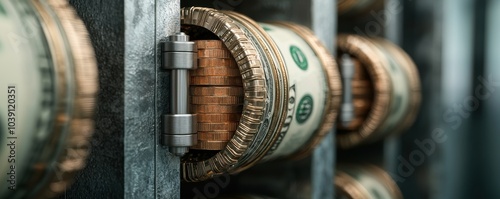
[340,54,354,126]
[161,32,198,156]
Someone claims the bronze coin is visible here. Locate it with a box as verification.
[190,140,229,150]
[191,96,244,105]
[190,76,243,86]
[197,114,241,122]
[191,67,241,77]
[198,122,239,131]
[192,104,243,113]
[195,40,226,49]
[191,87,244,96]
[197,131,235,141]
[198,49,233,58]
[198,58,237,67]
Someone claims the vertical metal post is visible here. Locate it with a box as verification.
[438,1,475,199]
[383,0,403,175]
[484,1,500,198]
[124,0,157,198]
[311,0,336,198]
[125,0,181,198]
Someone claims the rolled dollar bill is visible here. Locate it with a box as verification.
[336,34,421,148]
[180,7,342,182]
[0,0,97,198]
[335,164,403,199]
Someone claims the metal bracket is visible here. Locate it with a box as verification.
[161,32,198,156]
[340,54,354,126]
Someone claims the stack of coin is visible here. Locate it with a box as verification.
[338,58,374,131]
[335,34,421,149]
[181,7,341,182]
[190,40,244,150]
[335,164,403,199]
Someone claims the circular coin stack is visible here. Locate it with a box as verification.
[335,164,403,199]
[190,40,244,150]
[336,34,421,149]
[180,7,341,182]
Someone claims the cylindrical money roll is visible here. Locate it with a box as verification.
[0,0,97,198]
[336,34,421,149]
[335,165,403,199]
[180,7,341,182]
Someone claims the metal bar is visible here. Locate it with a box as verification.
[171,70,190,114]
[479,0,500,198]
[438,1,475,199]
[383,0,403,177]
[311,0,336,198]
[124,0,157,198]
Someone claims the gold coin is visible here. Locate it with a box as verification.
[197,131,235,141]
[198,49,233,58]
[190,76,243,86]
[195,40,226,49]
[191,96,244,105]
[192,104,243,113]
[191,87,244,96]
[198,58,237,67]
[191,67,241,76]
[190,140,229,150]
[198,122,239,131]
[197,114,241,122]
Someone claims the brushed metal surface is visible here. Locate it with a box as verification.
[124,0,181,198]
[124,0,156,198]
[155,0,181,198]
[311,1,336,199]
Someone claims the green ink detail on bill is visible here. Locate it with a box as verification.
[296,94,313,124]
[0,3,6,16]
[262,26,272,31]
[290,45,308,70]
